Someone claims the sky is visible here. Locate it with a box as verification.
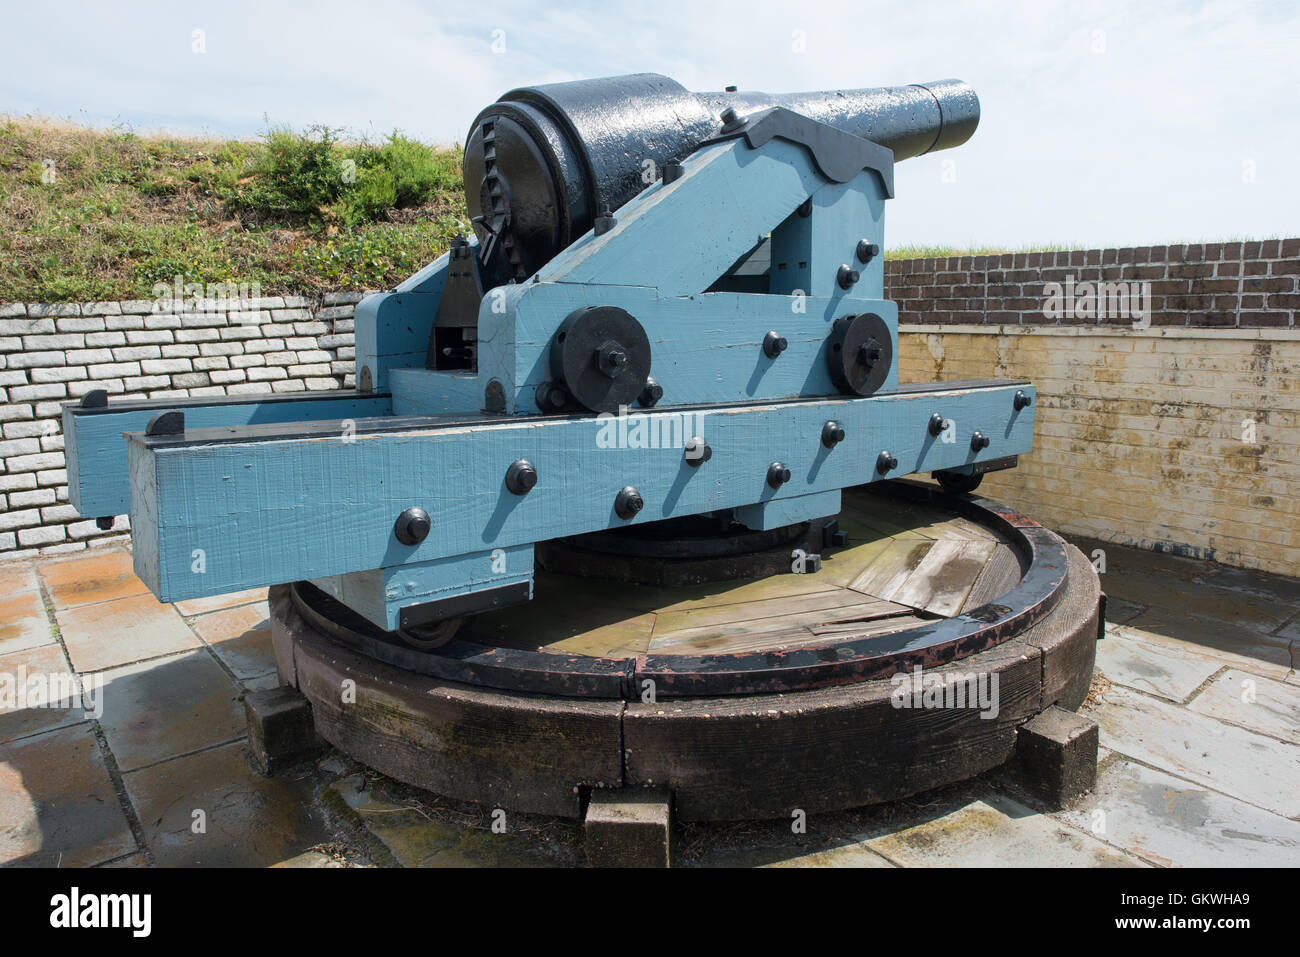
[1,0,1297,249]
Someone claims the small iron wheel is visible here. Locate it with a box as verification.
[395,616,465,651]
[934,469,983,494]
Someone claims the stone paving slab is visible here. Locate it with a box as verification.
[122,740,331,867]
[1096,623,1226,701]
[1112,608,1294,676]
[57,593,201,673]
[38,549,149,610]
[1060,759,1300,868]
[188,601,276,681]
[0,724,136,867]
[0,644,88,744]
[174,587,268,618]
[0,562,53,654]
[1186,669,1300,744]
[94,650,246,772]
[861,791,1144,867]
[1088,685,1300,818]
[1105,619,1291,681]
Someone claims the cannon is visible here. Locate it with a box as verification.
[60,75,1096,835]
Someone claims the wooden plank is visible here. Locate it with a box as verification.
[846,539,934,601]
[652,590,885,638]
[892,539,996,616]
[960,543,1024,612]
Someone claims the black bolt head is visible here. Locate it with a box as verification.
[638,377,664,408]
[1014,389,1032,410]
[394,507,432,546]
[615,486,644,519]
[837,264,860,290]
[505,459,538,495]
[767,462,792,488]
[684,436,712,466]
[762,331,788,359]
[876,451,898,474]
[857,339,883,365]
[928,412,947,437]
[821,420,846,448]
[971,431,991,452]
[856,239,880,263]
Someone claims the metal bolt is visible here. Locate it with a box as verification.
[638,377,664,408]
[762,331,788,359]
[593,206,617,236]
[1014,389,1032,410]
[505,459,538,495]
[857,339,882,365]
[684,436,712,466]
[661,162,684,184]
[855,240,880,264]
[821,420,846,448]
[928,412,948,437]
[767,462,792,488]
[876,451,898,474]
[837,264,860,290]
[394,507,432,545]
[615,486,644,519]
[971,431,990,452]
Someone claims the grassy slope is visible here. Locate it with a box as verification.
[0,118,1269,303]
[0,118,469,303]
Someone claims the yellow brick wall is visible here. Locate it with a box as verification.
[898,325,1299,577]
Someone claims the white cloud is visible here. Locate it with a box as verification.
[1,0,1296,246]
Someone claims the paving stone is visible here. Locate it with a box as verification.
[864,792,1144,867]
[38,549,148,609]
[1089,685,1300,818]
[328,774,565,867]
[57,593,200,672]
[0,562,53,653]
[93,650,245,772]
[1186,669,1300,744]
[123,740,331,867]
[1059,759,1300,867]
[1097,623,1228,701]
[0,724,137,866]
[0,643,88,743]
[1112,608,1294,676]
[1106,617,1291,681]
[1103,596,1147,624]
[173,586,268,617]
[189,600,275,680]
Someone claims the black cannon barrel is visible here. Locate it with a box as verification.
[463,73,978,283]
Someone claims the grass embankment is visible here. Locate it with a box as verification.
[0,118,469,302]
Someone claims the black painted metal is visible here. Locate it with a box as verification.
[463,73,979,282]
[291,482,1070,701]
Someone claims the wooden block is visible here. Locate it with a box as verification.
[1015,705,1099,809]
[583,788,674,868]
[245,685,323,776]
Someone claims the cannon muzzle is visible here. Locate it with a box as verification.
[464,73,979,283]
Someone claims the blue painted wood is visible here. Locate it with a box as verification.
[478,282,898,414]
[769,173,886,299]
[128,382,1035,601]
[388,369,482,415]
[735,489,842,531]
[537,137,829,298]
[311,544,534,630]
[354,245,456,393]
[61,391,393,517]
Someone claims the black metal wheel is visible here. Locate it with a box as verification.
[396,616,464,650]
[826,312,892,396]
[934,469,983,494]
[550,306,652,413]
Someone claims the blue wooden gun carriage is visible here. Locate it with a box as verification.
[62,74,1035,646]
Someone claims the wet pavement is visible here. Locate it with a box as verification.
[0,539,1296,868]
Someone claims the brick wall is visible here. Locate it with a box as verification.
[885,239,1299,328]
[2,239,1297,575]
[0,292,367,559]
